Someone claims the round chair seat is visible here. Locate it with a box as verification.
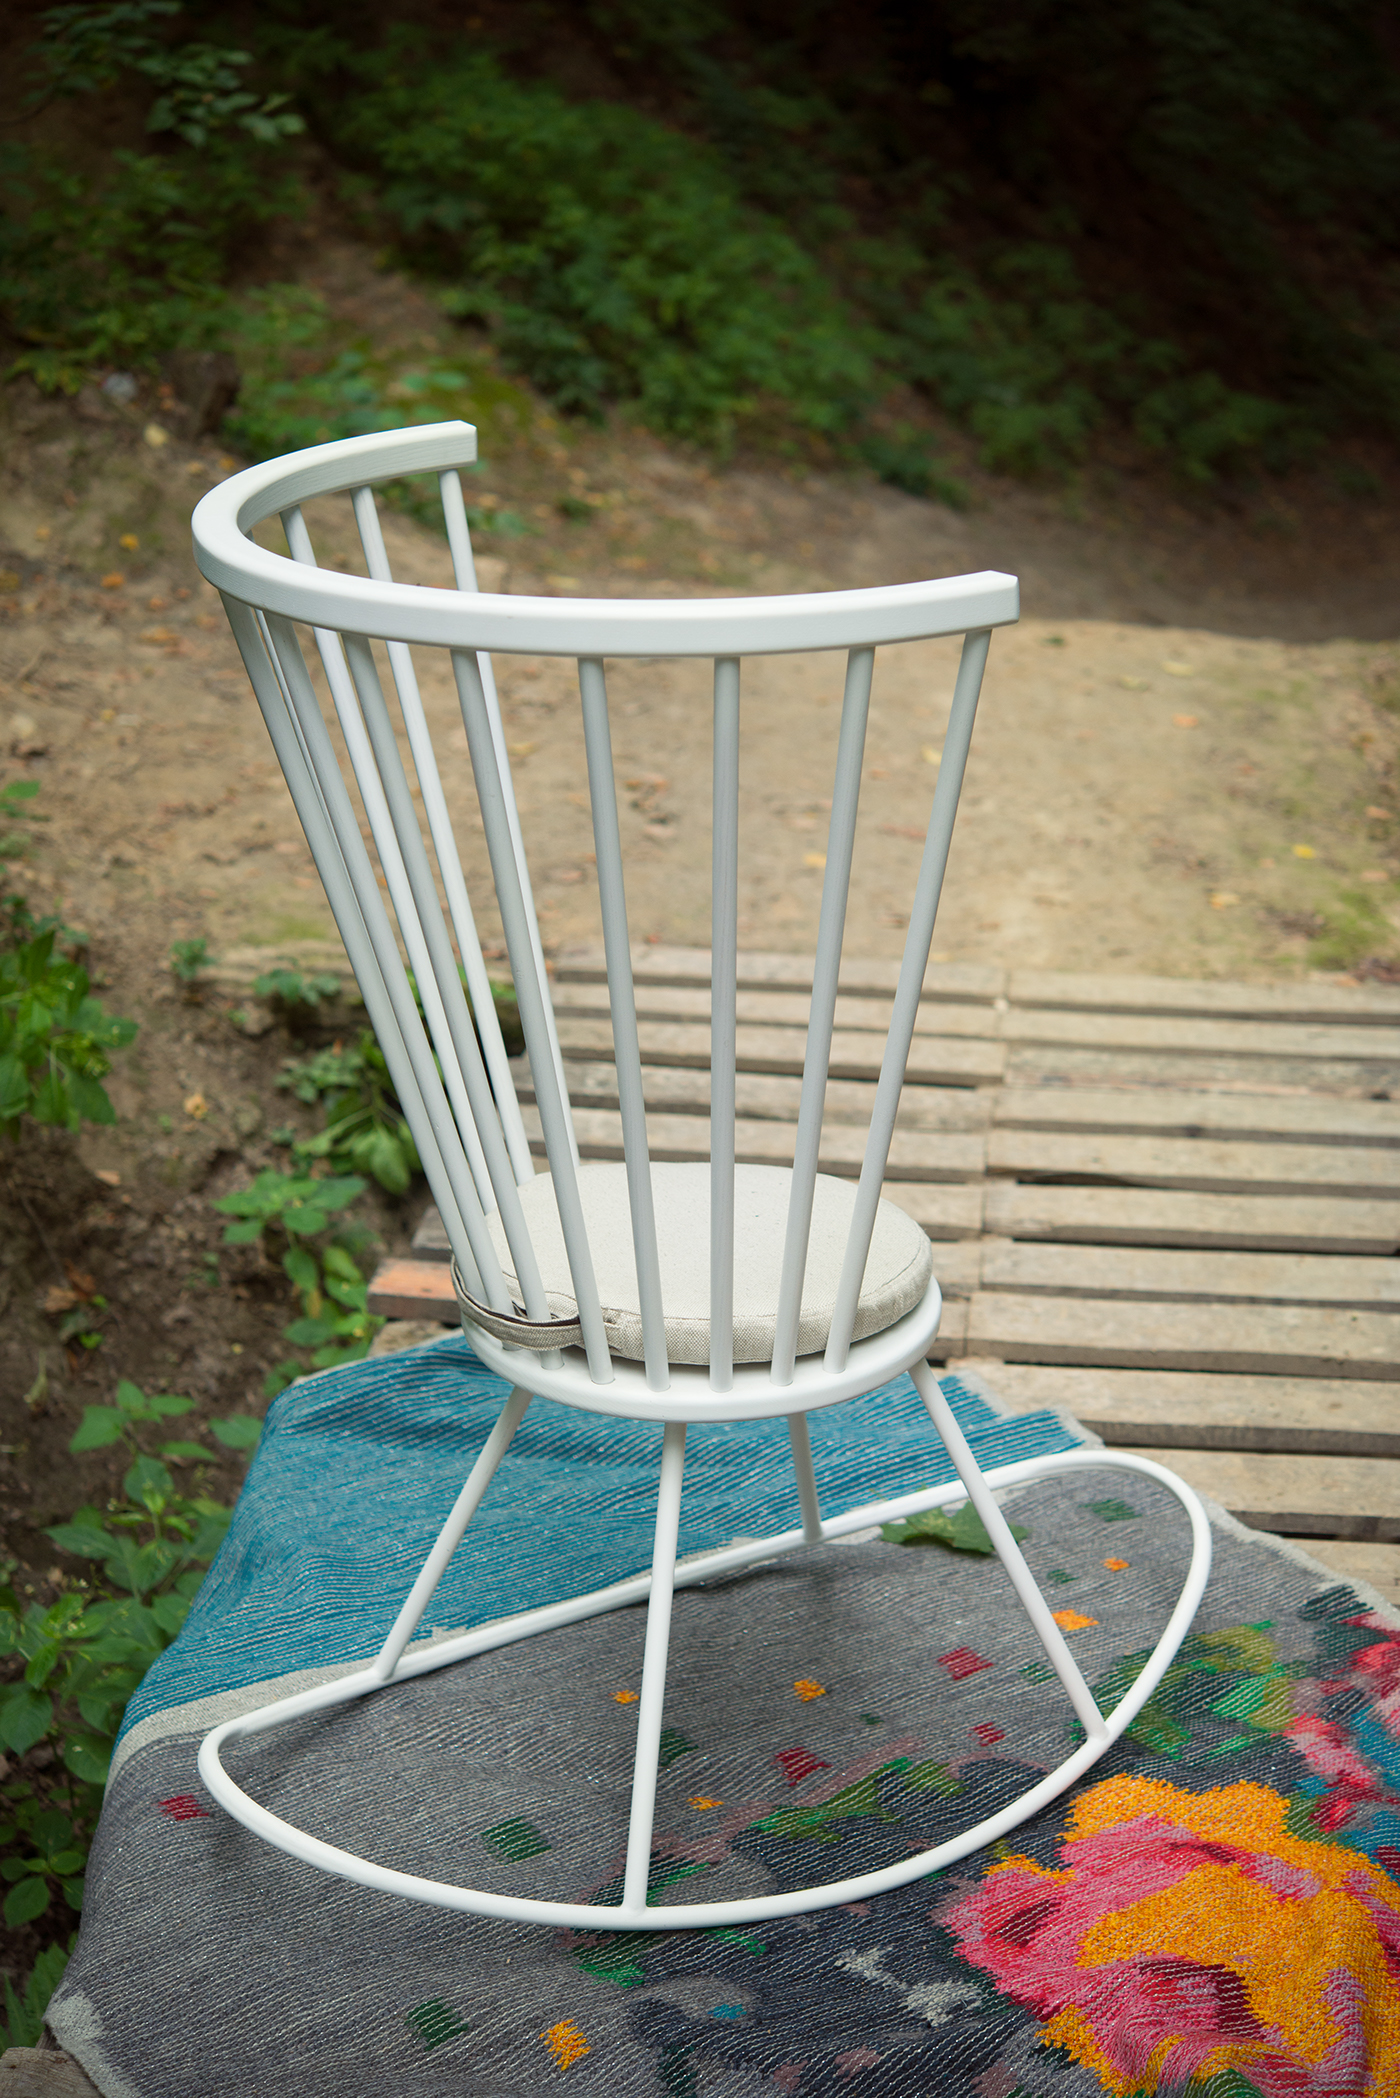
[470,1160,932,1365]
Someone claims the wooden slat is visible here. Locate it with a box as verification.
[1292,1540,1400,1606]
[963,1292,1400,1378]
[1002,1007,1400,1064]
[978,1240,1400,1312]
[993,1084,1400,1148]
[948,1362,1400,1458]
[988,1128,1398,1198]
[555,942,1005,1004]
[517,1104,984,1181]
[550,979,1000,1040]
[554,1016,1005,1087]
[525,1057,993,1132]
[368,1258,458,1320]
[984,1183,1400,1255]
[1116,1446,1400,1542]
[1006,1044,1399,1098]
[1008,967,1400,1027]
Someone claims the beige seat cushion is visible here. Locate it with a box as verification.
[466,1160,932,1366]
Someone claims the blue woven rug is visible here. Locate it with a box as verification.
[50,1339,1400,2097]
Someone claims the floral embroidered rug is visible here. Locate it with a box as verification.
[49,1337,1400,2098]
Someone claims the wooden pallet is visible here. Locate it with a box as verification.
[369,944,1400,1591]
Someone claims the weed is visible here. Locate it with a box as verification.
[212,1169,382,1391]
[1307,886,1396,971]
[276,1032,418,1194]
[251,963,341,1018]
[169,936,214,988]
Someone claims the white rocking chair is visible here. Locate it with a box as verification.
[190,422,1210,1931]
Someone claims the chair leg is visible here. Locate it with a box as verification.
[370,1384,532,1684]
[787,1413,823,1544]
[621,1419,687,1912]
[910,1360,1110,1745]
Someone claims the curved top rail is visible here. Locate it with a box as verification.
[192,423,1019,657]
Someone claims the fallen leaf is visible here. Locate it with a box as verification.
[1172,713,1199,729]
[94,1168,121,1187]
[920,745,941,766]
[1119,676,1147,690]
[880,823,926,842]
[147,596,168,612]
[1209,891,1239,909]
[143,422,170,449]
[43,1285,81,1315]
[1361,869,1389,883]
[546,574,580,590]
[1367,806,1390,820]
[139,626,175,644]
[1161,660,1195,677]
[183,1092,209,1119]
[34,525,51,541]
[803,851,827,869]
[1292,843,1315,859]
[119,533,139,551]
[99,572,125,590]
[507,741,536,758]
[1259,856,1275,869]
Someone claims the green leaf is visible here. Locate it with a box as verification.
[0,1684,54,1755]
[31,1067,73,1127]
[69,1406,126,1452]
[3,1878,51,1927]
[209,1414,261,1452]
[157,1440,212,1464]
[220,1217,265,1244]
[44,1518,117,1561]
[149,1592,190,1638]
[122,1456,174,1508]
[62,1736,112,1785]
[0,1050,29,1120]
[362,1121,411,1192]
[61,1876,86,1909]
[281,1244,319,1296]
[146,1391,194,1419]
[880,1503,1029,1554]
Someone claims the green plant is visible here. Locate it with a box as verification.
[169,936,214,988]
[276,1032,419,1194]
[68,1375,259,1467]
[0,779,47,867]
[252,963,341,1017]
[212,1168,382,1391]
[2,1940,71,2049]
[1307,885,1395,971]
[0,1401,258,1926]
[0,921,138,1141]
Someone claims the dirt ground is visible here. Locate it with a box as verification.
[1,242,1399,1595]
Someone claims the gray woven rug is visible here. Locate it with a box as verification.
[50,1343,1400,2097]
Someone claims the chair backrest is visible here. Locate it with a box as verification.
[193,422,1017,1400]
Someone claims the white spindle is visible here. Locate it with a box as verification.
[348,487,534,1183]
[709,659,740,1392]
[451,645,614,1382]
[771,646,873,1382]
[824,629,992,1370]
[579,658,669,1392]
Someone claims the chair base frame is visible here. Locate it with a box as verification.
[198,1357,1212,1931]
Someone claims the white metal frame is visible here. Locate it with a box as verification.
[190,422,1212,1929]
